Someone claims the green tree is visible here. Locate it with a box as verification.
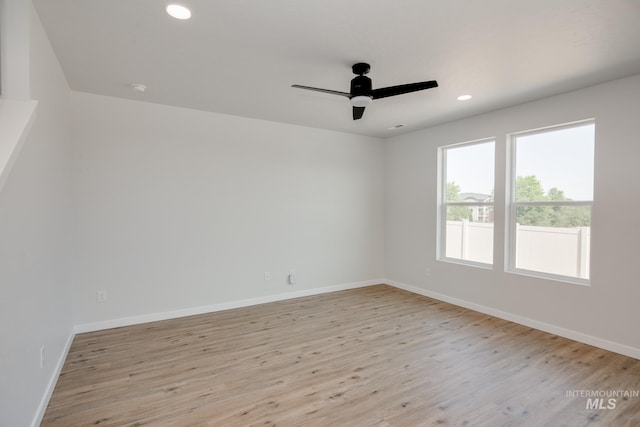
[546,187,590,227]
[547,187,568,226]
[552,205,590,227]
[446,181,471,221]
[515,177,590,227]
[516,175,546,201]
[547,187,566,201]
[515,176,552,226]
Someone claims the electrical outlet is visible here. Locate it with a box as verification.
[97,290,107,303]
[288,270,296,286]
[40,346,45,369]
[264,272,271,281]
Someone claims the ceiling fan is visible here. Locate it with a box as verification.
[292,63,438,120]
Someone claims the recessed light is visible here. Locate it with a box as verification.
[388,124,406,130]
[166,4,191,20]
[457,94,472,101]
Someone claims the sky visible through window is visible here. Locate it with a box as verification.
[515,124,594,201]
[446,141,495,196]
[446,124,594,201]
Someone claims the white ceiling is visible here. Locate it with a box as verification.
[34,0,640,138]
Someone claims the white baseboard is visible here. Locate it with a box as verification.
[31,328,75,427]
[75,279,384,334]
[29,278,638,426]
[385,279,640,360]
[35,280,382,425]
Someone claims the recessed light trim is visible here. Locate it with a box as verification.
[166,4,191,20]
[457,94,472,101]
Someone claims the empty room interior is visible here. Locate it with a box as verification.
[2,1,640,426]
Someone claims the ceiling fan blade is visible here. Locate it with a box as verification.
[291,85,351,98]
[353,106,365,120]
[371,80,438,100]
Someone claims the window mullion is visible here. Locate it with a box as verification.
[513,201,593,207]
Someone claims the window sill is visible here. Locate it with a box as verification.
[507,268,591,287]
[437,257,494,270]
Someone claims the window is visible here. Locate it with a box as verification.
[508,121,595,283]
[438,139,495,266]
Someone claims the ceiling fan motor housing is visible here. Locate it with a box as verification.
[351,75,372,98]
[350,63,372,99]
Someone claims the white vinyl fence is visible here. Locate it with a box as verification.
[446,221,493,264]
[446,221,590,279]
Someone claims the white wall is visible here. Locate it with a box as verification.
[385,74,640,354]
[71,92,385,326]
[0,0,30,100]
[0,5,74,427]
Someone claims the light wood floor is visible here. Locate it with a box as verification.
[43,285,640,426]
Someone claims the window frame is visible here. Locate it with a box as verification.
[506,119,595,285]
[437,137,496,269]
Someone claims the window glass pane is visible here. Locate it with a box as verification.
[515,205,591,279]
[446,205,494,264]
[515,124,594,201]
[446,141,495,202]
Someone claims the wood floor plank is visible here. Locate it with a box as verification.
[42,285,640,426]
